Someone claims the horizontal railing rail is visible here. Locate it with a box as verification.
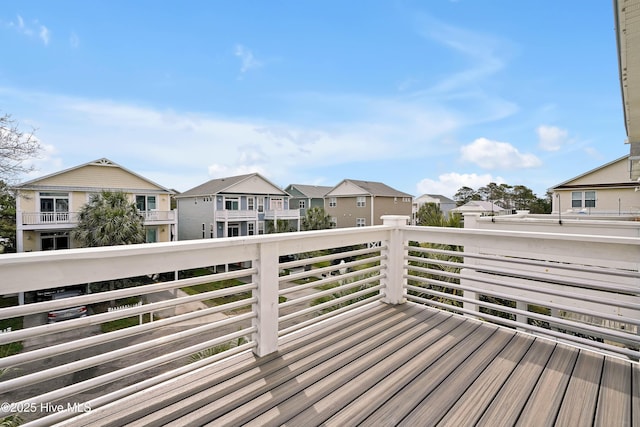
[1,215,639,425]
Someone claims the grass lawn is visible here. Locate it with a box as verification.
[0,296,23,357]
[181,278,251,308]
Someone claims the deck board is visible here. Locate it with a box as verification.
[515,344,580,426]
[595,356,632,426]
[476,338,556,427]
[434,333,535,427]
[554,350,605,426]
[57,302,638,427]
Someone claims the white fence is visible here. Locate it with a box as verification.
[0,215,638,425]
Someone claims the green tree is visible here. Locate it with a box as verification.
[72,191,145,247]
[266,219,296,234]
[416,203,462,228]
[301,207,332,231]
[0,181,16,252]
[453,186,480,206]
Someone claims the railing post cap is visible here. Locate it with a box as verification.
[381,215,410,226]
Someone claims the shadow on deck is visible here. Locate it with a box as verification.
[63,302,639,427]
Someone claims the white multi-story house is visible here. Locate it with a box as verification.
[176,173,299,240]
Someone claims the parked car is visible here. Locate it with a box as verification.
[47,290,87,323]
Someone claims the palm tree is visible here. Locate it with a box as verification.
[72,191,145,247]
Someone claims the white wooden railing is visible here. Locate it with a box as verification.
[0,215,638,425]
[20,211,176,225]
[213,209,259,221]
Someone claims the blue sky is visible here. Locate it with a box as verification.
[0,1,628,199]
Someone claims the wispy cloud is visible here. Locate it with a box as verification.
[460,137,541,169]
[5,15,50,45]
[3,86,466,191]
[537,125,569,151]
[234,44,262,76]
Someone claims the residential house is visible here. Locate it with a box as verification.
[412,194,457,223]
[451,200,507,216]
[284,184,333,218]
[549,155,640,215]
[324,179,412,228]
[615,0,640,180]
[176,173,299,240]
[14,158,176,253]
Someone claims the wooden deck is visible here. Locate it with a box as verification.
[63,302,639,427]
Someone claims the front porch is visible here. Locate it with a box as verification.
[0,216,638,426]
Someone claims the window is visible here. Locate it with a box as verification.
[571,192,582,208]
[403,197,412,203]
[356,218,366,227]
[225,197,239,210]
[210,223,214,238]
[41,232,69,251]
[258,221,265,235]
[356,196,366,207]
[270,198,284,210]
[248,223,255,236]
[258,198,264,212]
[248,197,255,211]
[585,191,596,208]
[329,197,337,207]
[299,200,306,209]
[571,191,597,209]
[136,195,156,211]
[330,217,337,228]
[40,192,69,222]
[202,223,206,239]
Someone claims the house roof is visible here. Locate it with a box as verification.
[326,179,413,198]
[285,184,333,199]
[548,155,631,191]
[452,201,505,213]
[415,194,456,204]
[176,172,287,198]
[14,158,174,193]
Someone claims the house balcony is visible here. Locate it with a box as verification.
[214,209,259,222]
[263,208,301,220]
[19,210,176,229]
[0,216,638,425]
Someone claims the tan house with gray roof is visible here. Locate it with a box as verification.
[14,158,176,253]
[325,179,413,228]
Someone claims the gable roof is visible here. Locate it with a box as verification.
[415,194,456,204]
[14,158,174,193]
[452,200,505,213]
[176,172,287,198]
[285,184,333,199]
[326,179,413,198]
[549,155,632,190]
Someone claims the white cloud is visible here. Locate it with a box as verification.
[39,24,50,45]
[537,125,568,151]
[460,137,541,169]
[234,44,262,76]
[416,172,504,198]
[6,15,50,45]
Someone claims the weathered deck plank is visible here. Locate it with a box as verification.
[56,302,637,427]
[515,344,580,426]
[554,350,605,426]
[476,338,556,427]
[595,356,632,426]
[434,333,535,427]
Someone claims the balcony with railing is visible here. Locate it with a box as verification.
[0,216,638,425]
[19,210,176,228]
[263,209,302,220]
[213,209,259,222]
